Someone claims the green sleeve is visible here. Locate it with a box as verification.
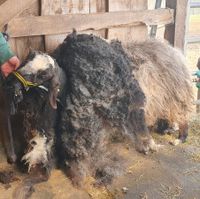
[0,33,14,66]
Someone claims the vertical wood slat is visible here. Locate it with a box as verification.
[42,0,90,53]
[9,0,44,61]
[108,0,148,43]
[164,0,176,45]
[164,0,189,53]
[89,0,107,38]
[42,0,107,53]
[174,0,189,53]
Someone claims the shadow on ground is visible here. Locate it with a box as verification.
[0,115,200,199]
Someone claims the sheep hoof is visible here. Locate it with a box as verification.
[149,139,164,152]
[65,161,84,187]
[170,139,181,146]
[136,137,162,154]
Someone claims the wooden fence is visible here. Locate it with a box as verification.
[187,1,200,43]
[0,0,189,60]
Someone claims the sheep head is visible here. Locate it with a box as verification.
[4,51,62,113]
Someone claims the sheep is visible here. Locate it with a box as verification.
[124,40,194,144]
[5,33,156,189]
[52,32,159,185]
[4,32,193,190]
[4,51,66,198]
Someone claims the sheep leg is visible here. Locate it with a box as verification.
[21,131,53,174]
[0,87,16,163]
[16,130,53,197]
[171,122,188,146]
[130,108,161,154]
[1,115,17,163]
[155,119,170,135]
[178,122,188,142]
[13,164,49,199]
[65,160,84,187]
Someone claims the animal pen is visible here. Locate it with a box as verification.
[0,0,187,57]
[0,0,200,199]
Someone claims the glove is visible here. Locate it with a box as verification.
[1,56,20,77]
[196,82,200,89]
[0,33,20,77]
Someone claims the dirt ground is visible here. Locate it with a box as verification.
[0,119,200,199]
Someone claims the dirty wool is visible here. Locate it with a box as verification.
[53,33,154,185]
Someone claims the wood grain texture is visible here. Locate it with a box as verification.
[89,0,107,38]
[9,0,44,61]
[42,0,90,53]
[8,9,174,37]
[0,0,37,29]
[165,0,189,53]
[0,0,6,6]
[164,0,176,45]
[108,0,148,42]
[174,0,189,52]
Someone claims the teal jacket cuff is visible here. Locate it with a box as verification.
[0,33,15,65]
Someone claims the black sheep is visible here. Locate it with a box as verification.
[4,51,66,198]
[53,32,158,185]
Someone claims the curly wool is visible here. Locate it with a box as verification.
[53,33,148,183]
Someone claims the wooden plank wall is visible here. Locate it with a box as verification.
[164,0,189,53]
[7,9,173,38]
[8,0,44,61]
[42,0,107,53]
[42,0,89,53]
[108,0,148,42]
[4,0,148,57]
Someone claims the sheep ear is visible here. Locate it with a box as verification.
[49,75,60,109]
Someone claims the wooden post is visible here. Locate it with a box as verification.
[164,0,176,45]
[164,0,189,53]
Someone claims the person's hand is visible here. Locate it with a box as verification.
[0,56,20,77]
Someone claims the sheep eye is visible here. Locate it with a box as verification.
[37,71,48,79]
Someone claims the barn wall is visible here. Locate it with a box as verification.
[107,0,148,42]
[9,0,45,61]
[1,0,151,58]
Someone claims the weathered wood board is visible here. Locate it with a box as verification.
[108,0,148,42]
[42,0,108,53]
[8,0,44,61]
[165,0,189,53]
[0,0,37,29]
[42,0,90,53]
[8,9,174,37]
